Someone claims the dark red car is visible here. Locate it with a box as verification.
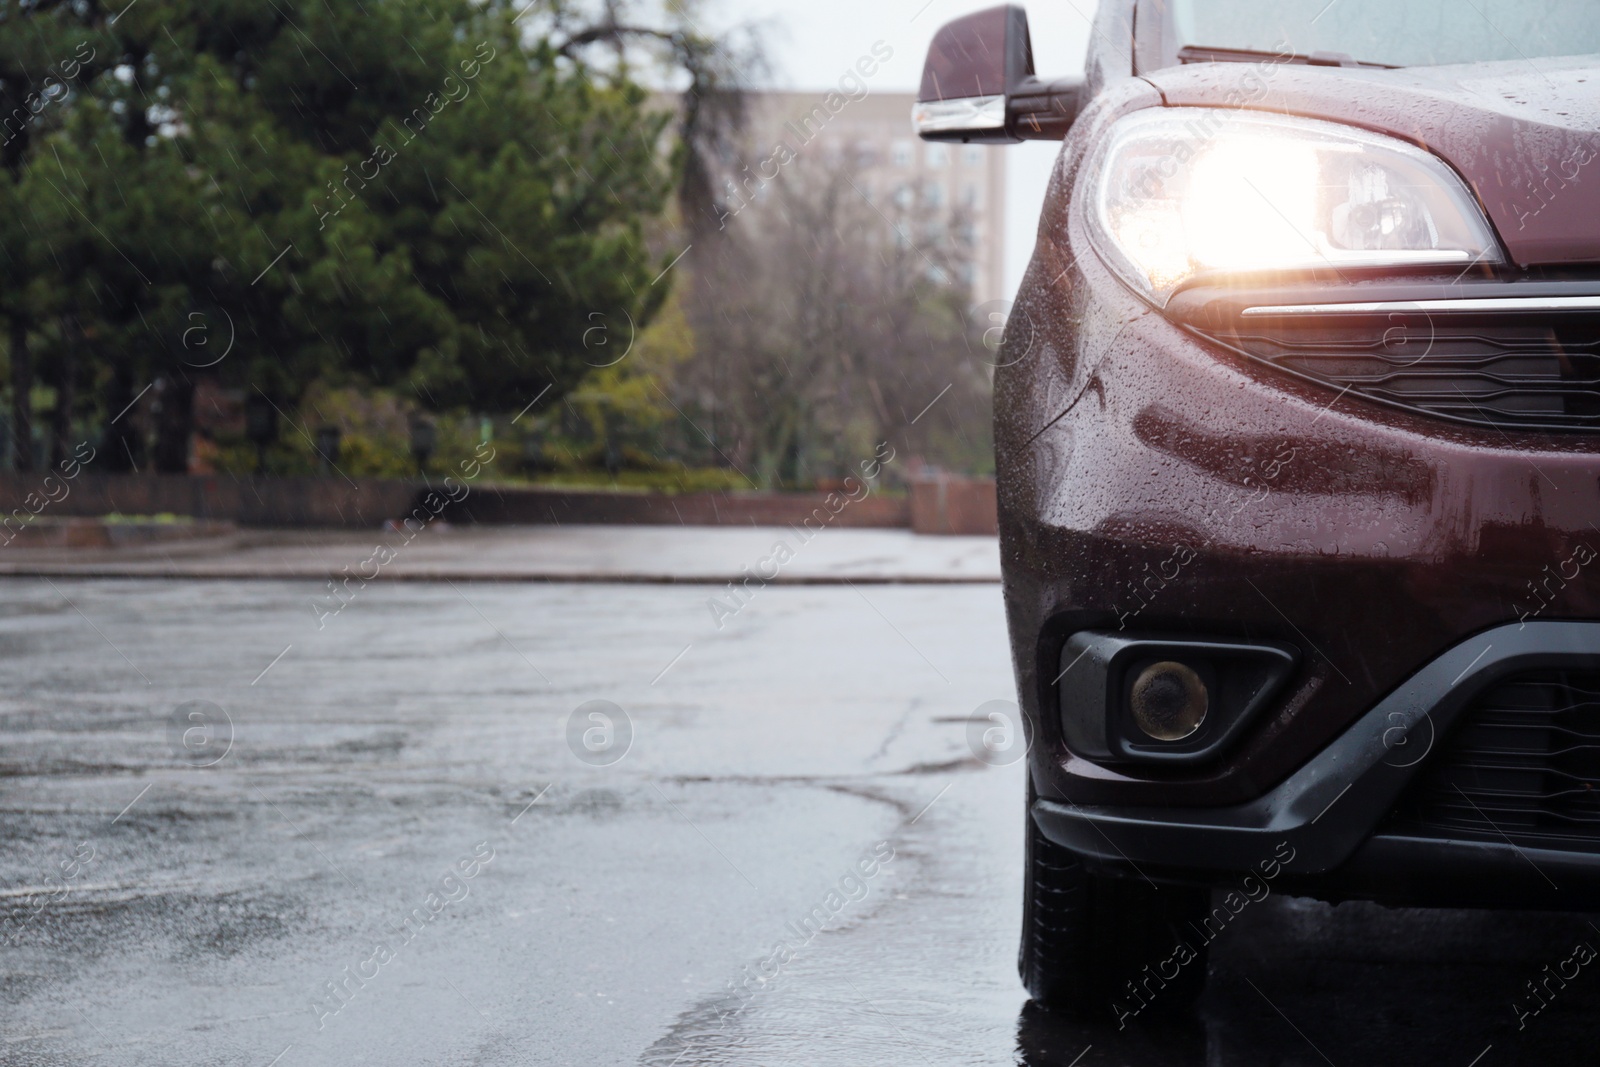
[916,0,1600,1015]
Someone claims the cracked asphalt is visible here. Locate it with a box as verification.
[2,576,1599,1065]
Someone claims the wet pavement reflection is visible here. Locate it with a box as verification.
[1016,902,1600,1067]
[2,579,1597,1064]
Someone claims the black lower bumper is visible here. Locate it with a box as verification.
[1032,621,1600,906]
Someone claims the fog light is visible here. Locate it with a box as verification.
[1130,661,1208,741]
[1057,632,1298,764]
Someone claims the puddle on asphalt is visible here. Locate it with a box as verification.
[635,771,1600,1067]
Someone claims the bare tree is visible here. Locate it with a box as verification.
[676,151,992,487]
[539,3,991,485]
[544,0,767,238]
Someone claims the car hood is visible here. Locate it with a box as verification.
[1142,54,1600,268]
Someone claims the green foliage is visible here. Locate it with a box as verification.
[102,512,191,525]
[527,467,751,493]
[564,288,694,444]
[0,0,681,470]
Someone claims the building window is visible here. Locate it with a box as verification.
[893,184,914,209]
[964,183,981,207]
[891,140,912,167]
[926,142,949,168]
[925,181,944,208]
[962,145,983,168]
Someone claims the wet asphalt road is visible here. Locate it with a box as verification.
[2,577,1599,1065]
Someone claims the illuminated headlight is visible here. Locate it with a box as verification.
[1089,109,1503,305]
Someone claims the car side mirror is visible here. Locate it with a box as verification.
[912,4,1083,144]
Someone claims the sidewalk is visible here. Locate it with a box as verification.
[0,524,1001,584]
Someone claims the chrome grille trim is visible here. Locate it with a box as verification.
[1242,295,1600,316]
[1192,297,1600,431]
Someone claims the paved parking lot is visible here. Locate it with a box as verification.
[1,573,1597,1065]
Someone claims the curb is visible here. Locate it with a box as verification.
[0,568,1001,585]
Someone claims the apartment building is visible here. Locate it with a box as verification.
[731,90,1009,307]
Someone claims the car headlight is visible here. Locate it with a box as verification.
[1089,108,1503,305]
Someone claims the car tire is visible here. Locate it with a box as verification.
[1019,788,1211,1016]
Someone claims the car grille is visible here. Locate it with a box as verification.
[1392,671,1600,850]
[1191,309,1600,433]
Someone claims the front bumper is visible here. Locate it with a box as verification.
[999,196,1600,810]
[998,80,1600,908]
[1032,621,1600,906]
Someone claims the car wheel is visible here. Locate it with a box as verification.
[1019,789,1211,1016]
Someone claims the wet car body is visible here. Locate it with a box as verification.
[917,0,1600,1008]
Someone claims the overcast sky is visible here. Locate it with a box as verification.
[696,0,1100,298]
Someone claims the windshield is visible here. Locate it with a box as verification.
[1172,0,1600,68]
